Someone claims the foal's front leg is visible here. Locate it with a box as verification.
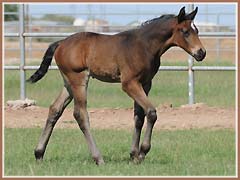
[130,82,152,162]
[122,80,157,163]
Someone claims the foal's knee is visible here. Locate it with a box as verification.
[147,108,157,124]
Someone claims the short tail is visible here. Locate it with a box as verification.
[26,41,61,83]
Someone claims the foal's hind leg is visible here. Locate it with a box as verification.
[70,71,104,165]
[34,85,72,160]
[130,82,152,162]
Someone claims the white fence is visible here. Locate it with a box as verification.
[4,4,236,104]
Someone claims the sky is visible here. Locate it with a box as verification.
[25,3,236,28]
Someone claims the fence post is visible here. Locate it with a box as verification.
[188,56,195,105]
[188,4,195,105]
[19,4,26,100]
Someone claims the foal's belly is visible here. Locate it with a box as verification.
[89,69,121,83]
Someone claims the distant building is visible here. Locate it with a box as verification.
[73,18,85,26]
[73,17,109,32]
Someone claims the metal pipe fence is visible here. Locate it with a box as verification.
[4,4,236,104]
[4,31,236,37]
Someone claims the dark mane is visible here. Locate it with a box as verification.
[141,14,176,27]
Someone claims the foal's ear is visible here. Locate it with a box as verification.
[185,7,198,20]
[177,7,186,23]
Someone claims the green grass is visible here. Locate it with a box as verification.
[4,128,236,176]
[4,67,236,108]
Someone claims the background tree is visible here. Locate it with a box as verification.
[4,4,18,21]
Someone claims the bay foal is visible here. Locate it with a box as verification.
[28,7,206,165]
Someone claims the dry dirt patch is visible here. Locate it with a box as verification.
[4,103,235,130]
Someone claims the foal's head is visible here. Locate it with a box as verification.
[172,7,206,61]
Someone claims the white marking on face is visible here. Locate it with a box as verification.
[191,22,196,31]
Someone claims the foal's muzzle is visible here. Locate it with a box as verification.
[193,48,206,61]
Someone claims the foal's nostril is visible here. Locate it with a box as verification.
[193,48,206,61]
[198,48,203,55]
[197,48,206,59]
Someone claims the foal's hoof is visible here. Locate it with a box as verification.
[36,158,43,164]
[130,154,144,164]
[132,157,141,164]
[131,153,145,164]
[130,152,137,160]
[96,158,105,166]
[34,149,44,161]
[130,153,141,164]
[138,153,145,162]
[93,156,105,165]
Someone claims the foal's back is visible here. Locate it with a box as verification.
[54,31,146,83]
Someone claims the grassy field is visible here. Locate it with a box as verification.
[4,62,236,176]
[4,65,235,108]
[4,128,235,176]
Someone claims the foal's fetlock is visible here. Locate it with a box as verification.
[139,143,151,160]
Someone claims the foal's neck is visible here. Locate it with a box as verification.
[139,18,177,57]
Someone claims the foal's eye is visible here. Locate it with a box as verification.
[182,30,190,37]
[180,29,190,38]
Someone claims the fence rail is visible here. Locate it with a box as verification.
[4,4,236,105]
[4,31,236,37]
[4,65,237,71]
